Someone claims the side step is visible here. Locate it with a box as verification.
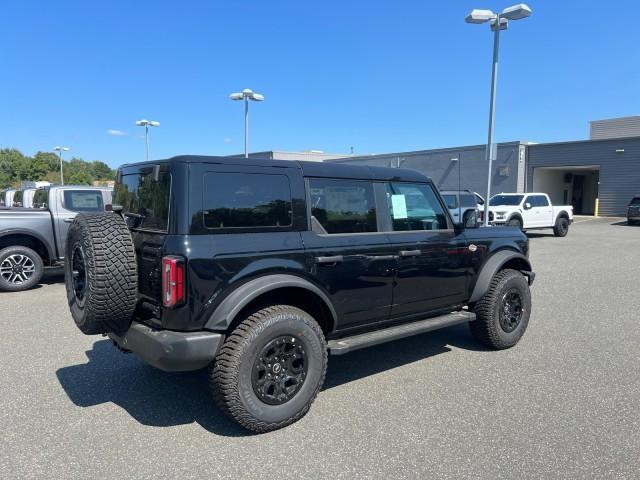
[328,310,475,356]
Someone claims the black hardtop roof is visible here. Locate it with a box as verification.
[120,155,431,183]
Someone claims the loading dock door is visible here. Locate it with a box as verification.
[532,166,600,215]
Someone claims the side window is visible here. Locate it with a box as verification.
[535,195,549,207]
[442,194,458,209]
[460,193,477,208]
[202,172,292,229]
[387,183,448,231]
[524,196,534,207]
[308,178,377,234]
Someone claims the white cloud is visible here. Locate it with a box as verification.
[107,129,128,136]
[224,137,232,143]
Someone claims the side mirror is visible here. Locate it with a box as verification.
[524,202,532,210]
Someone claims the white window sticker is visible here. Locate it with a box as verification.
[391,195,408,219]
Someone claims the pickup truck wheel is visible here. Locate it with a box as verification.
[470,269,531,349]
[64,213,138,335]
[507,217,523,230]
[0,246,44,292]
[209,305,327,433]
[553,217,569,237]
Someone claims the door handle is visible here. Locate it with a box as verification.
[316,255,344,264]
[63,218,74,223]
[398,250,421,257]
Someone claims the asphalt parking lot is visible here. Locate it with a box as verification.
[1,217,639,479]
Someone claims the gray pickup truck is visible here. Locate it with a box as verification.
[0,185,112,291]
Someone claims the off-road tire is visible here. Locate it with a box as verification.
[507,217,523,230]
[553,217,569,237]
[0,245,44,292]
[210,305,328,433]
[64,213,137,335]
[470,269,531,349]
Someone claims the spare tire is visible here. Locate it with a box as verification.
[65,213,138,335]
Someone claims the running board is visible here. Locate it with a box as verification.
[328,310,476,355]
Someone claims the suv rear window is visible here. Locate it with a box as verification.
[202,172,293,229]
[114,167,171,231]
[63,190,105,212]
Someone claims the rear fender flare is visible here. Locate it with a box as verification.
[469,250,533,303]
[205,274,337,332]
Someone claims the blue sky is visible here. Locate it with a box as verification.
[2,1,639,167]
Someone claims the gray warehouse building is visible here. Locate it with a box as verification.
[328,116,640,216]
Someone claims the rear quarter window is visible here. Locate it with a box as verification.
[201,172,293,230]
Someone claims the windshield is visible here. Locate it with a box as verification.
[490,195,524,206]
[630,197,640,206]
[114,165,171,231]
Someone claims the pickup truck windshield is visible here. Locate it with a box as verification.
[113,167,171,231]
[490,195,524,206]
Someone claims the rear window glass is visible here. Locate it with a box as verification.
[12,191,24,207]
[202,172,292,229]
[32,189,49,209]
[630,197,640,206]
[114,167,171,231]
[63,190,105,212]
[309,178,377,234]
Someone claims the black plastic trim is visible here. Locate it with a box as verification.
[108,321,223,372]
[204,274,338,332]
[469,250,532,303]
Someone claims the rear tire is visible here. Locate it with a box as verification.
[0,245,44,292]
[470,269,531,349]
[553,217,570,237]
[210,305,327,433]
[64,213,138,335]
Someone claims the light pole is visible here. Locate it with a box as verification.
[136,119,160,162]
[53,146,70,185]
[229,89,264,158]
[465,3,531,226]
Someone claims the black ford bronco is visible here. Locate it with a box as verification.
[65,155,534,432]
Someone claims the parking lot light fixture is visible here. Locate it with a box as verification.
[465,3,531,227]
[53,146,70,185]
[136,119,160,162]
[229,88,265,158]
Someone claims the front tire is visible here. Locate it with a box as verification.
[470,269,531,349]
[553,217,570,237]
[507,217,523,230]
[0,245,44,292]
[210,305,327,433]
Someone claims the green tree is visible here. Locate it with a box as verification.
[89,160,114,180]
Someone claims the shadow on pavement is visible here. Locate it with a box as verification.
[56,323,482,436]
[610,220,639,227]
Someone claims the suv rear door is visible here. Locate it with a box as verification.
[301,177,396,331]
[385,182,468,318]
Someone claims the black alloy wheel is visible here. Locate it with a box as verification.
[499,289,523,333]
[71,245,87,307]
[252,335,308,405]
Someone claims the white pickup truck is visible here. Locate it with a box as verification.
[487,193,574,237]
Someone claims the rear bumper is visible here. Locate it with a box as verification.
[109,322,224,372]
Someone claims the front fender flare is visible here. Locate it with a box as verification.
[469,250,533,303]
[204,274,338,332]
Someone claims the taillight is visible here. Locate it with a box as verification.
[162,256,185,307]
